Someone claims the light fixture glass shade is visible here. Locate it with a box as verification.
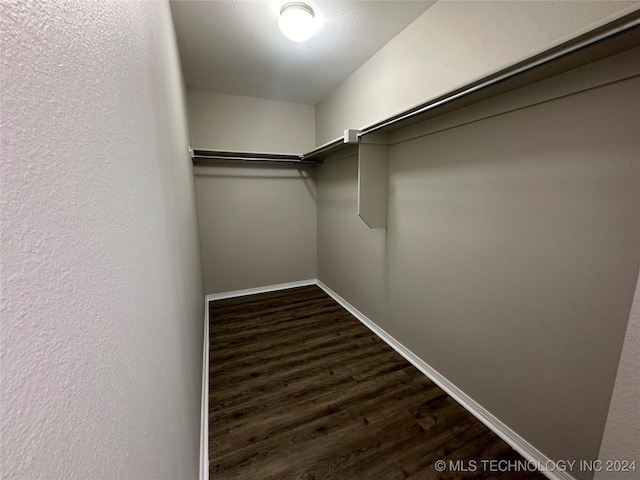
[278,3,318,42]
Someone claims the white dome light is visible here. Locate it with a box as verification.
[278,2,318,42]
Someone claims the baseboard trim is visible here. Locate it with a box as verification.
[201,278,573,480]
[206,279,317,301]
[199,296,210,480]
[201,279,314,477]
[315,279,574,480]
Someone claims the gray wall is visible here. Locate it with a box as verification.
[315,0,640,144]
[317,157,387,322]
[1,1,204,478]
[187,91,317,294]
[316,48,640,478]
[596,275,640,478]
[195,164,317,294]
[187,90,315,153]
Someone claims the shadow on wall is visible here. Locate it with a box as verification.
[193,164,317,204]
[317,66,640,479]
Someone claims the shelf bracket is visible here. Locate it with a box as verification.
[357,138,389,229]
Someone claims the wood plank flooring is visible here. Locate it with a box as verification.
[209,285,545,480]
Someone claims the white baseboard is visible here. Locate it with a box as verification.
[315,279,574,480]
[201,278,573,480]
[200,279,314,478]
[199,296,210,480]
[206,279,316,301]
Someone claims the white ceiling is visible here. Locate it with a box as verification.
[170,1,435,105]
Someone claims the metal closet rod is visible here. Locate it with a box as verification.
[191,12,639,163]
[301,137,346,161]
[191,138,346,164]
[191,150,321,164]
[357,12,640,138]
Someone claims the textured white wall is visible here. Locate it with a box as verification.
[1,1,204,479]
[315,0,640,144]
[596,276,640,479]
[187,90,315,153]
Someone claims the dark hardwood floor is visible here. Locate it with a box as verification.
[209,285,545,480]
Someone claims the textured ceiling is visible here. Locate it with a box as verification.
[170,0,435,105]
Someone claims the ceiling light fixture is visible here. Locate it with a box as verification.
[278,2,318,42]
